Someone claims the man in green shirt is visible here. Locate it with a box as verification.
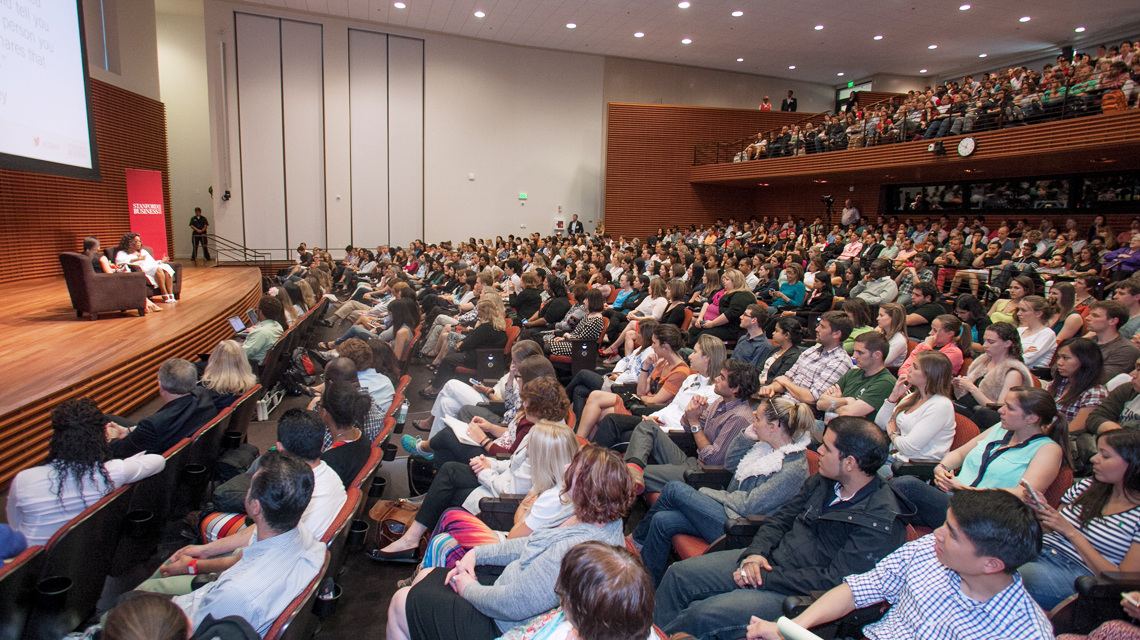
[814,331,897,441]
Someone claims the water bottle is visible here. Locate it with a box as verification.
[396,398,409,433]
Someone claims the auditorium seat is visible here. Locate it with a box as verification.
[0,545,43,640]
[110,437,194,575]
[323,488,363,585]
[263,549,330,640]
[23,484,136,640]
[58,252,149,321]
[551,317,609,375]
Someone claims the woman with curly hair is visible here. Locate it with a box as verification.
[7,399,165,546]
[387,445,633,640]
[114,232,176,303]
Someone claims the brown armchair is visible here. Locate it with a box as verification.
[59,253,149,320]
[103,248,183,300]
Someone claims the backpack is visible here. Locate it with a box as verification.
[1102,90,1127,112]
[290,347,321,383]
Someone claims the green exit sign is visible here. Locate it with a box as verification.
[847,81,854,88]
[519,192,527,200]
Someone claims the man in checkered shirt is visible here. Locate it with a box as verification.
[759,311,853,407]
[746,490,1052,640]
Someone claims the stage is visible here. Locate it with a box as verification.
[0,266,263,487]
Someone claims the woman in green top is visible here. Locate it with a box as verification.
[243,295,287,365]
[841,298,875,354]
[989,275,1033,325]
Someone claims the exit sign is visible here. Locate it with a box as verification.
[519,192,527,200]
[847,81,854,88]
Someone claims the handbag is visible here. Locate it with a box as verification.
[363,499,430,560]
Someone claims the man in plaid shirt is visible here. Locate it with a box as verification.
[746,490,1052,640]
[759,311,853,406]
[894,252,934,306]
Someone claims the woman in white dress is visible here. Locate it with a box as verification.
[115,232,176,303]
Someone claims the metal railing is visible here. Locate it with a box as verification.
[695,68,1134,166]
[203,235,273,268]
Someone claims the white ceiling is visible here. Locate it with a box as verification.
[234,0,1140,86]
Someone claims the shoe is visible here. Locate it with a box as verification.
[318,319,334,328]
[401,434,433,460]
[603,354,622,365]
[366,548,419,563]
[418,388,439,400]
[626,463,645,495]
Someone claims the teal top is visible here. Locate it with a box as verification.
[958,426,1053,489]
[771,281,806,309]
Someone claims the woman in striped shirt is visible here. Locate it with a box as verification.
[1019,430,1140,610]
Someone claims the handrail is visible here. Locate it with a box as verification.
[696,68,1129,166]
[204,235,273,267]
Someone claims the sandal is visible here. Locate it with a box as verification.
[318,341,334,350]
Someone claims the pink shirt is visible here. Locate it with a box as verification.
[898,341,964,378]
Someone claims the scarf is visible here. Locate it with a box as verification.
[734,433,810,483]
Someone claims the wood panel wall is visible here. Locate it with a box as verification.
[0,79,173,285]
[604,103,811,238]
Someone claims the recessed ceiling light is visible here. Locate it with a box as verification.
[920,69,928,73]
[873,35,883,40]
[473,10,485,17]
[978,53,987,57]
[634,31,644,37]
[837,72,844,76]
[814,25,824,30]
[959,4,970,9]
[737,57,744,61]
[788,65,796,69]
[928,44,937,49]
[681,38,692,44]
[393,1,405,7]
[1019,16,1030,22]
[1074,26,1085,32]
[731,10,743,17]
[677,1,690,7]
[566,22,576,28]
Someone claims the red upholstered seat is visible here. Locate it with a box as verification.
[672,533,711,559]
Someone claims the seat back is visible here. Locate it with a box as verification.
[394,374,411,396]
[806,449,820,476]
[227,384,264,437]
[681,307,694,331]
[905,339,919,359]
[606,287,619,304]
[951,414,981,450]
[24,484,135,640]
[323,489,363,584]
[1044,465,1075,509]
[57,253,93,311]
[0,546,44,640]
[375,416,397,446]
[504,325,521,354]
[263,549,331,640]
[110,438,194,576]
[353,447,384,492]
[186,409,234,470]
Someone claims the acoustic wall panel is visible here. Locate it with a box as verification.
[348,29,390,249]
[387,35,424,247]
[234,13,288,260]
[280,20,327,251]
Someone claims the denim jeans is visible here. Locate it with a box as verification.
[632,481,730,585]
[1018,547,1093,611]
[333,324,376,346]
[655,549,789,640]
[889,475,950,529]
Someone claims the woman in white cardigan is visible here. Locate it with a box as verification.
[875,350,957,475]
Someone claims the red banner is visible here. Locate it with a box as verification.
[125,169,168,259]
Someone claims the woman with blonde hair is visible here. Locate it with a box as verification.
[876,351,957,470]
[400,421,579,584]
[295,279,318,310]
[200,340,259,412]
[420,300,507,398]
[690,269,756,344]
[631,396,814,584]
[876,302,909,367]
[272,285,301,324]
[952,322,1030,429]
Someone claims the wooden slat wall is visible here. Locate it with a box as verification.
[0,269,262,487]
[0,79,173,285]
[605,103,811,238]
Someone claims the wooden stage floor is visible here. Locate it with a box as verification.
[0,266,262,486]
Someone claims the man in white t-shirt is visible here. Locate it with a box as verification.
[841,200,860,226]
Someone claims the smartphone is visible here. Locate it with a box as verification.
[1125,593,1140,607]
[469,378,481,387]
[1020,479,1045,509]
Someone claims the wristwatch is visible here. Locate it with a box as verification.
[690,423,701,434]
[187,559,199,575]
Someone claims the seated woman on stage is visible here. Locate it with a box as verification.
[6,398,164,546]
[199,339,258,412]
[630,396,813,584]
[244,296,287,366]
[84,236,162,313]
[891,386,1071,529]
[385,445,634,640]
[403,341,544,457]
[375,376,572,559]
[114,232,176,304]
[400,421,579,580]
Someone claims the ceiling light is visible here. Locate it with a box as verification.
[1019,16,1030,22]
[1075,26,1085,33]
[566,22,576,28]
[788,65,796,69]
[920,69,927,73]
[837,72,844,76]
[634,31,644,37]
[978,53,987,57]
[873,35,883,40]
[473,10,485,17]
[393,1,405,7]
[928,44,937,49]
[737,57,744,62]
[814,25,824,30]
[959,4,970,9]
[731,10,743,17]
[681,38,692,44]
[677,1,690,7]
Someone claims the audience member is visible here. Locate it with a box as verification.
[898,313,970,377]
[816,331,897,432]
[316,381,373,487]
[758,317,803,386]
[758,310,853,405]
[1087,301,1140,380]
[877,351,957,470]
[731,304,774,367]
[1017,295,1059,368]
[952,322,1031,427]
[243,295,287,365]
[106,358,218,458]
[199,339,259,412]
[904,281,945,340]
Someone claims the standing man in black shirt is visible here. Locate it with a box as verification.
[189,207,211,261]
[780,90,797,112]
